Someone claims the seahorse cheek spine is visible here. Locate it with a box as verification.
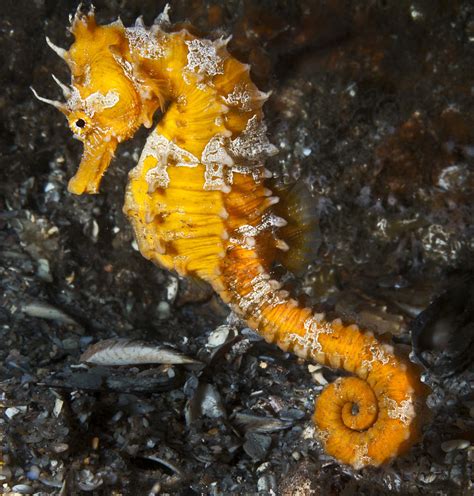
[39,7,429,469]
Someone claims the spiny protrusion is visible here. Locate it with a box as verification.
[256,90,272,102]
[269,279,282,290]
[153,3,171,27]
[109,17,125,30]
[275,238,290,251]
[51,74,71,99]
[279,289,290,299]
[263,188,272,197]
[46,36,68,61]
[270,215,288,227]
[219,208,229,219]
[265,196,280,207]
[30,87,66,111]
[214,35,232,50]
[135,15,145,28]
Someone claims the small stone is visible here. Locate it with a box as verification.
[62,337,79,350]
[468,447,474,462]
[53,398,64,417]
[292,451,301,461]
[419,473,436,484]
[256,462,271,474]
[11,485,34,494]
[150,482,162,494]
[0,466,12,481]
[5,406,26,418]
[207,325,231,347]
[441,439,471,452]
[53,443,69,453]
[166,276,179,302]
[5,407,20,418]
[257,474,277,493]
[311,371,328,385]
[26,465,40,480]
[37,258,52,282]
[157,301,170,319]
[243,432,272,461]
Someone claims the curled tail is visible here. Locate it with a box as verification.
[220,243,427,468]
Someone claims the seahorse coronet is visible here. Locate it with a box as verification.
[37,4,430,469]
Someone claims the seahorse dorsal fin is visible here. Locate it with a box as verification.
[271,181,321,275]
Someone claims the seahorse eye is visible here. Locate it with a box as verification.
[76,118,86,128]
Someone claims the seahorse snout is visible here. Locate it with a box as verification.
[68,138,117,195]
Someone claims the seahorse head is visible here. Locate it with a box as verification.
[34,7,159,194]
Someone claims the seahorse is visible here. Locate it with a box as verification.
[34,6,428,469]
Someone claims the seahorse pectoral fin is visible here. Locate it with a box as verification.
[271,181,321,275]
[68,137,118,195]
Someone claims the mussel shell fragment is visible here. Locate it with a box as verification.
[411,273,474,377]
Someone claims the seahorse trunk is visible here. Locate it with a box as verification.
[220,242,427,468]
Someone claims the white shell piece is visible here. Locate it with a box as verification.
[80,338,200,365]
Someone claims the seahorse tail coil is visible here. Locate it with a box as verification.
[221,246,427,468]
[313,358,426,468]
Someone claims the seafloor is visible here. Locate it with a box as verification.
[1,0,473,494]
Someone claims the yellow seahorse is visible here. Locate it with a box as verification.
[34,6,428,468]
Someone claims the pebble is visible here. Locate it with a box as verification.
[11,485,34,494]
[5,407,21,418]
[53,398,64,417]
[26,465,40,480]
[307,364,321,373]
[22,301,79,327]
[419,472,437,483]
[441,439,471,452]
[37,258,52,282]
[207,325,231,347]
[166,276,179,302]
[200,383,226,418]
[0,466,12,481]
[292,451,301,461]
[149,482,162,494]
[157,301,170,319]
[311,371,328,385]
[468,447,474,462]
[256,462,271,474]
[62,337,79,350]
[243,432,272,461]
[53,443,69,453]
[257,474,277,494]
